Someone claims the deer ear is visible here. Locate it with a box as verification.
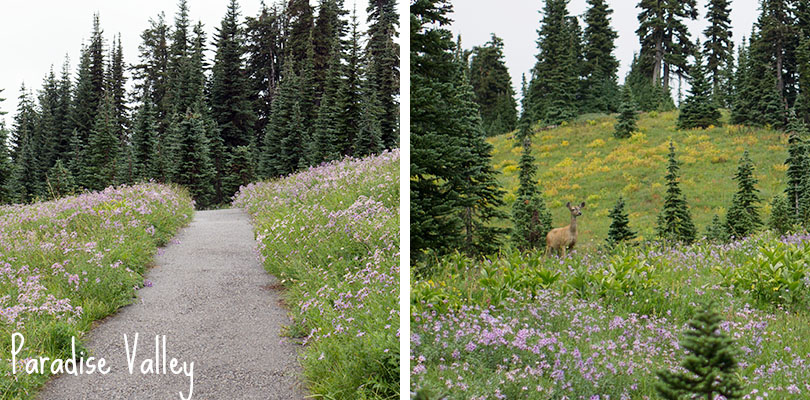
[566,201,571,209]
[580,202,586,208]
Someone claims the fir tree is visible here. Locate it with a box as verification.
[706,214,729,242]
[678,46,721,129]
[725,151,762,239]
[246,3,284,139]
[366,0,399,149]
[83,93,121,191]
[55,57,75,158]
[756,0,799,112]
[469,34,518,136]
[132,88,160,181]
[168,108,216,208]
[222,144,255,199]
[412,0,506,257]
[657,302,744,400]
[0,90,13,203]
[656,141,697,243]
[71,14,106,143]
[636,0,698,89]
[132,12,171,139]
[45,160,76,199]
[703,0,734,104]
[769,194,794,234]
[37,68,62,176]
[354,75,384,158]
[529,0,579,125]
[614,84,637,138]
[285,0,315,70]
[511,118,552,251]
[454,60,508,255]
[210,0,256,151]
[626,53,675,112]
[342,10,364,154]
[312,0,348,104]
[607,196,636,247]
[785,111,808,222]
[582,0,620,113]
[311,39,346,164]
[8,86,42,202]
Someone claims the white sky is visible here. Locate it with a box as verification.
[449,0,761,101]
[0,0,373,127]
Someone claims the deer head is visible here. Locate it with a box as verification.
[566,201,585,217]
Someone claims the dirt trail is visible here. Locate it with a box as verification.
[37,208,304,400]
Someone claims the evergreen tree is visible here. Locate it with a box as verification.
[785,112,808,221]
[132,88,160,181]
[45,160,77,199]
[8,86,42,202]
[412,0,506,257]
[354,60,384,158]
[469,34,518,136]
[678,47,721,129]
[83,93,121,191]
[168,108,216,208]
[725,151,762,239]
[246,3,284,140]
[37,68,63,176]
[636,0,698,89]
[614,84,637,138]
[342,10,364,154]
[657,302,744,400]
[626,53,675,112]
[769,194,794,234]
[262,61,307,176]
[366,0,399,149]
[286,0,315,70]
[731,37,755,124]
[210,0,256,152]
[756,0,799,112]
[454,59,508,255]
[656,141,697,243]
[529,0,579,125]
[107,35,128,144]
[703,0,734,104]
[71,14,106,144]
[706,214,729,242]
[222,144,255,197]
[133,12,171,138]
[311,39,346,164]
[55,57,75,159]
[582,0,620,113]
[607,196,636,246]
[0,90,13,203]
[312,0,348,103]
[511,97,552,252]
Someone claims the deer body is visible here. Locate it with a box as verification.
[546,202,585,256]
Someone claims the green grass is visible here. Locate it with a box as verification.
[234,151,400,400]
[0,184,193,399]
[412,233,810,399]
[489,110,787,247]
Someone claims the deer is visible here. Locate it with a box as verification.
[545,201,585,257]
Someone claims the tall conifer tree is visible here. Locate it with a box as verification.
[469,34,517,136]
[582,0,619,113]
[703,0,734,104]
[366,0,399,149]
[656,141,697,243]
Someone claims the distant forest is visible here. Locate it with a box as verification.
[0,0,399,208]
[412,0,810,257]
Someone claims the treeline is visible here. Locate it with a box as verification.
[465,0,810,136]
[0,0,398,207]
[411,0,810,259]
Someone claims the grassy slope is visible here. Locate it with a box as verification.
[234,151,400,400]
[489,110,787,247]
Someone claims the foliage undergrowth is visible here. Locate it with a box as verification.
[0,183,193,399]
[234,150,400,400]
[412,232,810,399]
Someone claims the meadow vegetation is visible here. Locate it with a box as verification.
[411,111,809,399]
[488,110,787,247]
[234,150,400,400]
[0,184,193,398]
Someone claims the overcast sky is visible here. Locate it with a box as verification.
[0,0,372,127]
[449,0,761,101]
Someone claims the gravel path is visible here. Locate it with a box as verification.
[38,208,304,400]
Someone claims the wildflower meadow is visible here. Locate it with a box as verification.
[234,150,400,399]
[0,183,193,398]
[411,233,810,399]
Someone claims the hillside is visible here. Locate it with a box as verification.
[489,110,788,247]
